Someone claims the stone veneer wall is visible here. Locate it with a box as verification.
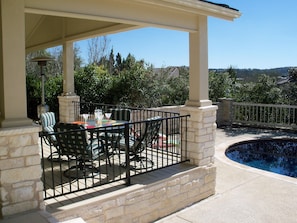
[58,95,80,123]
[180,105,217,166]
[216,98,233,127]
[0,126,43,217]
[51,165,216,223]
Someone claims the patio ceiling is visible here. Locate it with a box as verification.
[24,0,240,52]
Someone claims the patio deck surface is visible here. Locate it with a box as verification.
[1,127,297,223]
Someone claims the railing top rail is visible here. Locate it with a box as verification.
[233,102,297,109]
[72,101,181,115]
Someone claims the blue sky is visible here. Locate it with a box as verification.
[77,0,297,69]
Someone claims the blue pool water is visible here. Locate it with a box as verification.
[225,139,297,178]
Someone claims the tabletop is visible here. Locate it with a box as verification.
[72,119,126,129]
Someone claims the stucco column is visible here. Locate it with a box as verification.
[62,41,75,96]
[59,41,79,122]
[186,15,211,107]
[0,0,31,128]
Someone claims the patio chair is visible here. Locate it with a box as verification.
[110,108,131,122]
[102,108,132,155]
[54,123,110,178]
[40,112,60,160]
[40,112,56,143]
[120,116,162,170]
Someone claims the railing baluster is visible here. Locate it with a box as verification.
[231,102,297,129]
[124,123,131,186]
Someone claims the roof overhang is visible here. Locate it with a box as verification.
[134,0,240,21]
[24,0,241,52]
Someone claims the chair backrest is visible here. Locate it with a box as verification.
[110,108,131,122]
[133,116,162,150]
[141,116,162,147]
[53,123,93,159]
[40,112,56,133]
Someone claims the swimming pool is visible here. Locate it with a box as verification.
[225,139,297,178]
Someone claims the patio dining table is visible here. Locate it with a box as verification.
[72,119,126,129]
[72,119,128,156]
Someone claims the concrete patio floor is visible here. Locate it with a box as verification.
[1,127,297,223]
[156,127,297,223]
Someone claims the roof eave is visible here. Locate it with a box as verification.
[134,0,241,21]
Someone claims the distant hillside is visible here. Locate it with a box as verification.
[209,67,292,82]
[155,66,294,83]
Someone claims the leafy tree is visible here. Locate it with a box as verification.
[288,67,297,82]
[45,74,63,117]
[74,64,111,103]
[234,74,282,104]
[280,67,297,105]
[26,73,63,120]
[26,74,41,119]
[106,55,154,107]
[154,66,189,106]
[227,66,237,84]
[114,53,123,75]
[209,71,232,102]
[107,48,115,74]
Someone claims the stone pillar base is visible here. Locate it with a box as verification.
[0,126,44,217]
[216,98,234,127]
[58,95,80,123]
[180,104,217,166]
[0,118,32,128]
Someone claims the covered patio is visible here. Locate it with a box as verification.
[0,0,240,221]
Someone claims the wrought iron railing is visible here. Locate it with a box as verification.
[232,102,297,129]
[40,107,189,200]
[73,101,180,130]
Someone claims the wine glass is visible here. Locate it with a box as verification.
[104,112,112,120]
[95,113,104,125]
[94,109,99,121]
[82,114,89,125]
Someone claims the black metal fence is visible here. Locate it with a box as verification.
[40,105,189,200]
[73,101,181,132]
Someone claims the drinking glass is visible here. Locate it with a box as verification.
[94,109,102,117]
[96,113,104,125]
[105,112,112,120]
[82,114,89,125]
